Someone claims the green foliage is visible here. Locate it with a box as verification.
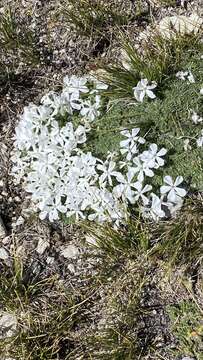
[167,300,203,359]
[88,51,203,190]
[82,215,150,257]
[101,31,202,100]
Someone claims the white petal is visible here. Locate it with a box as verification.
[139,90,145,102]
[120,139,130,148]
[163,175,173,186]
[137,171,144,183]
[132,128,140,137]
[143,184,152,193]
[175,187,187,198]
[134,181,142,191]
[149,143,157,153]
[157,148,167,156]
[144,168,154,177]
[120,130,130,137]
[39,211,47,220]
[174,176,183,186]
[167,189,177,203]
[160,185,171,194]
[146,90,156,99]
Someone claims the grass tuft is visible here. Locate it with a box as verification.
[0,6,39,77]
[99,30,202,100]
[151,196,203,269]
[60,0,141,38]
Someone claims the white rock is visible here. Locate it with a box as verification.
[0,313,17,339]
[120,49,131,71]
[0,180,4,187]
[36,238,50,255]
[0,247,9,260]
[159,14,203,40]
[61,244,79,259]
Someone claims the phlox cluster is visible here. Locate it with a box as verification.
[12,75,187,224]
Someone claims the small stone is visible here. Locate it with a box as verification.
[61,244,79,259]
[0,247,9,260]
[15,245,26,259]
[36,238,50,255]
[0,180,4,187]
[2,236,10,245]
[46,256,54,265]
[0,313,17,339]
[67,263,75,273]
[15,216,25,226]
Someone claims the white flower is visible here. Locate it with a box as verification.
[160,176,187,202]
[140,144,167,168]
[176,71,195,83]
[113,168,137,204]
[39,197,67,222]
[142,193,165,222]
[97,160,120,187]
[176,71,188,81]
[120,128,145,160]
[41,91,72,116]
[62,92,82,111]
[80,95,101,121]
[63,75,89,98]
[133,79,157,102]
[191,110,202,124]
[196,130,203,147]
[187,71,195,83]
[133,182,152,205]
[132,156,154,182]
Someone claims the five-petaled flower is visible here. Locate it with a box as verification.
[133,79,157,102]
[160,175,187,203]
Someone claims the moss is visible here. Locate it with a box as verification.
[86,52,203,189]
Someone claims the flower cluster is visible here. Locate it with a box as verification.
[12,75,187,225]
[41,74,108,122]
